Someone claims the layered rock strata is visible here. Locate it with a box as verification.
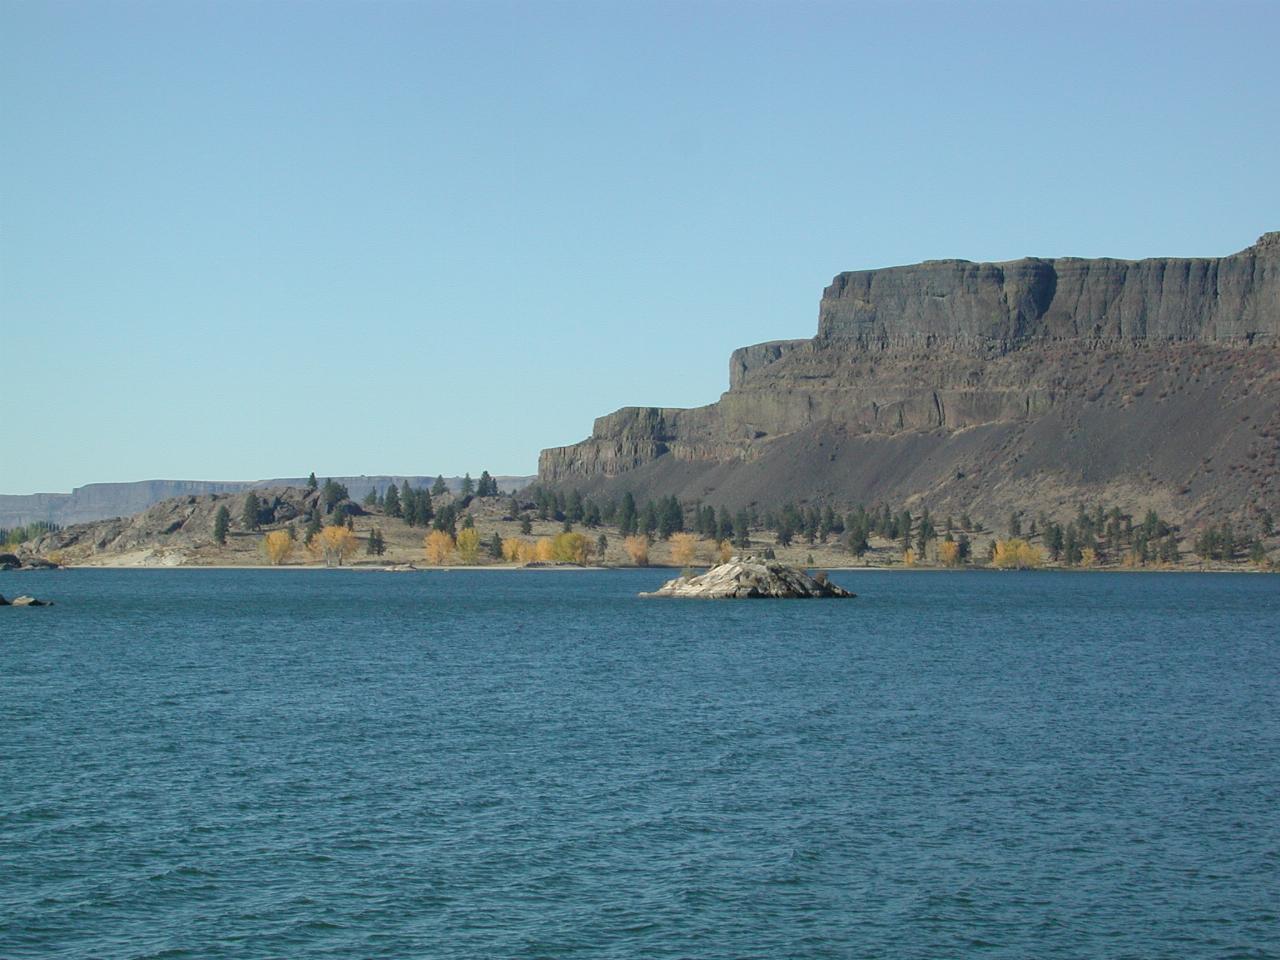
[541,235,1280,525]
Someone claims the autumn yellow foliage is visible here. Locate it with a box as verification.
[1080,546,1098,568]
[534,537,556,562]
[423,529,455,565]
[669,532,699,567]
[456,527,480,564]
[938,540,961,567]
[310,525,357,566]
[502,537,524,562]
[992,538,1043,570]
[263,529,294,565]
[552,531,592,563]
[624,535,650,566]
[902,547,918,567]
[717,539,733,563]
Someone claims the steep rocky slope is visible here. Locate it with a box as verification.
[540,234,1280,527]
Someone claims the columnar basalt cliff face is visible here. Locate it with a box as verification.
[539,235,1280,524]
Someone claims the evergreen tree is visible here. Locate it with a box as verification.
[845,526,868,556]
[520,515,533,535]
[734,510,751,548]
[488,532,504,559]
[366,528,386,556]
[306,472,318,491]
[618,493,638,537]
[432,475,448,496]
[417,488,434,526]
[461,473,475,496]
[716,507,734,544]
[596,533,608,559]
[567,489,584,523]
[1046,523,1065,560]
[658,496,683,539]
[402,487,418,528]
[304,515,322,545]
[1262,510,1275,537]
[383,483,402,518]
[1008,511,1022,538]
[362,488,379,508]
[583,500,601,528]
[461,513,475,530]
[640,501,659,538]
[213,505,230,545]
[242,492,262,530]
[477,470,496,497]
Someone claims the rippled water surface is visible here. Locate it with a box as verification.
[2,569,1278,958]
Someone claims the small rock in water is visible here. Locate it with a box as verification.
[7,595,53,607]
[641,556,855,599]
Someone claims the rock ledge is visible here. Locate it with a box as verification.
[641,557,855,599]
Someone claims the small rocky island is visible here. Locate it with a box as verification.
[642,556,855,599]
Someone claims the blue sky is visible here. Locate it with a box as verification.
[3,0,1277,493]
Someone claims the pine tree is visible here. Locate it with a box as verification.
[733,510,751,548]
[213,505,230,545]
[477,471,495,497]
[488,532,504,559]
[596,533,608,559]
[461,473,475,497]
[416,488,434,526]
[366,528,386,556]
[383,483,402,518]
[520,515,533,535]
[242,492,261,530]
[716,507,734,544]
[306,472,318,491]
[432,475,448,496]
[618,493,638,537]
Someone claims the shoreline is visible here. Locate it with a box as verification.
[12,562,1271,574]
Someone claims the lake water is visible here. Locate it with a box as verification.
[2,569,1277,958]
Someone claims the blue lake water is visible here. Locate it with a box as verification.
[2,568,1278,958]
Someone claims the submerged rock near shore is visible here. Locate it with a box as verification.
[642,557,855,599]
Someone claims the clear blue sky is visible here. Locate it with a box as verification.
[3,0,1276,493]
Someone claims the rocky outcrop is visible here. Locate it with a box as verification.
[20,487,327,563]
[1,595,53,607]
[641,557,854,598]
[541,235,1280,526]
[0,474,536,529]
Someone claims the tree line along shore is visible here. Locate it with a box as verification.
[6,472,1275,572]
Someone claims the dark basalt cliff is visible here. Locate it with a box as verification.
[540,235,1280,524]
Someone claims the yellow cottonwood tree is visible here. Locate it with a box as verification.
[456,527,480,564]
[424,529,455,565]
[502,537,525,562]
[992,538,1043,570]
[552,531,592,563]
[717,540,733,563]
[311,525,357,567]
[263,529,294,565]
[517,539,539,563]
[669,532,699,567]
[535,537,556,562]
[1080,546,1098,568]
[624,535,650,566]
[938,540,961,567]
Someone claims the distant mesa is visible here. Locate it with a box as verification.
[0,474,536,529]
[541,234,1280,527]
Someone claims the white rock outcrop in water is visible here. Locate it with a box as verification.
[641,556,854,599]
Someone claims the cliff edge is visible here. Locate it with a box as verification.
[540,235,1280,525]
